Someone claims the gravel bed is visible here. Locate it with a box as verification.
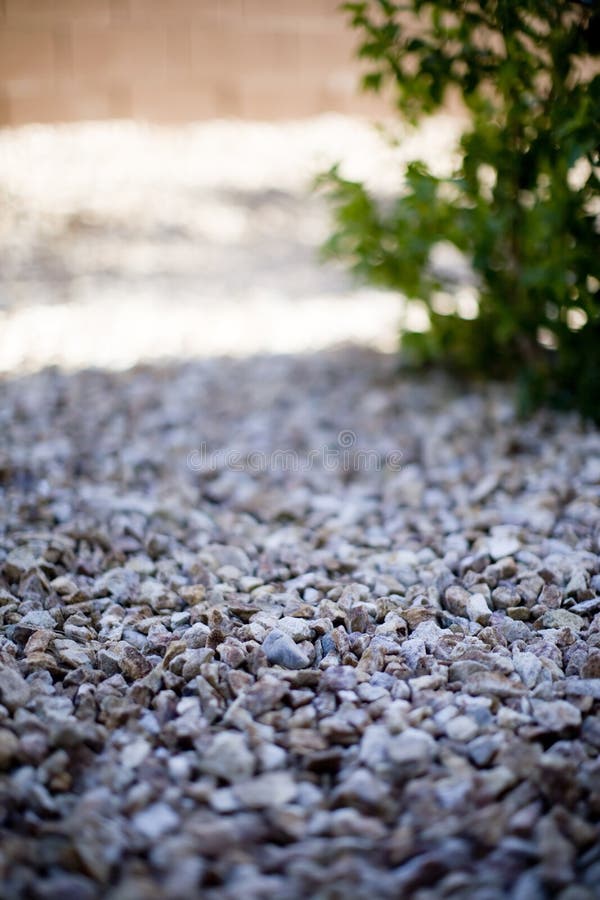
[1,346,600,899]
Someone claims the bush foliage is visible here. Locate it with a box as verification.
[319,0,600,420]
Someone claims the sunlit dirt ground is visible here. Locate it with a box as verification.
[0,114,463,372]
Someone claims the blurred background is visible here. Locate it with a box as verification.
[0,0,461,372]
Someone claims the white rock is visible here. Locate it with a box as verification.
[445,715,478,742]
[121,738,151,769]
[388,727,437,764]
[199,732,255,783]
[531,700,582,732]
[487,535,520,561]
[277,617,313,641]
[466,593,491,624]
[233,771,297,808]
[133,802,179,840]
[513,650,542,689]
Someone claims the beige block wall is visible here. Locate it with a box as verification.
[0,0,388,125]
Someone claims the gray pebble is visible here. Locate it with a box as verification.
[262,630,310,669]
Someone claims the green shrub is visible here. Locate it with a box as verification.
[319,0,600,420]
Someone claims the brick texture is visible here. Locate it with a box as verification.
[0,0,385,125]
